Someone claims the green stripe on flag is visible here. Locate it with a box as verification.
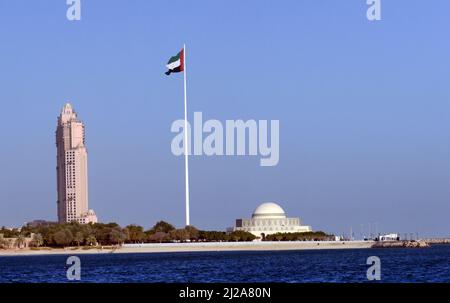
[167,52,181,64]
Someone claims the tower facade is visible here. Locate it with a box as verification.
[56,103,97,224]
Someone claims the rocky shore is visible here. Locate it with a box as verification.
[372,240,430,248]
[422,238,450,244]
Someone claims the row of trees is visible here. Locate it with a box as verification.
[124,224,257,243]
[0,227,20,238]
[1,221,257,248]
[264,231,333,241]
[1,223,333,249]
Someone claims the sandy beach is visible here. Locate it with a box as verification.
[0,241,375,256]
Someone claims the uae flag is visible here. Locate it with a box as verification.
[165,48,184,75]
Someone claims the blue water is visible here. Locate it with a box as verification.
[0,245,449,282]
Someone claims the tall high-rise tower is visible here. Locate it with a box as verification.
[56,103,97,224]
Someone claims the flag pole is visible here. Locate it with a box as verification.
[183,43,190,227]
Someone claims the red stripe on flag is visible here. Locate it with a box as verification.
[179,48,185,72]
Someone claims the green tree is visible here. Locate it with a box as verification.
[30,233,44,247]
[74,232,84,246]
[53,229,73,247]
[148,231,169,243]
[125,225,146,243]
[0,234,10,249]
[149,221,176,234]
[228,231,256,242]
[198,231,229,242]
[15,235,26,248]
[264,231,332,242]
[92,223,123,245]
[0,227,20,238]
[169,229,189,242]
[86,234,97,246]
[109,228,127,245]
[185,226,199,241]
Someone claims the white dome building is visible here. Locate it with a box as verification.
[252,202,286,219]
[234,202,312,238]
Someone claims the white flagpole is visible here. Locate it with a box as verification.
[183,43,190,227]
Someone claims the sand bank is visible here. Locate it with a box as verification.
[0,241,375,256]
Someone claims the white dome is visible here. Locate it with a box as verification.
[252,202,286,219]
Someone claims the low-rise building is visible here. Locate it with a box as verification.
[0,233,35,249]
[378,233,400,241]
[234,202,312,238]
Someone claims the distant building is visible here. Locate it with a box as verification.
[25,220,57,228]
[234,202,312,238]
[378,233,400,241]
[56,103,97,224]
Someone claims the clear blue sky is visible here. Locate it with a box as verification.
[0,1,449,237]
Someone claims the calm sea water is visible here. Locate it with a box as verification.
[0,244,449,283]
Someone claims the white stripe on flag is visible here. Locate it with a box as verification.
[166,59,181,70]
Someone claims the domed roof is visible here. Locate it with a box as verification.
[252,202,286,219]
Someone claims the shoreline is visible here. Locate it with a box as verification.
[0,241,375,256]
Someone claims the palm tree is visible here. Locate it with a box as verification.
[0,235,9,249]
[86,234,97,246]
[15,235,26,249]
[31,233,44,247]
